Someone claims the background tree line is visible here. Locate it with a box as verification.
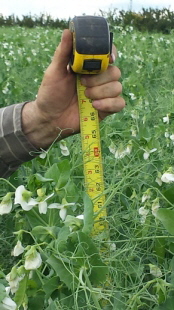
[0,8,174,33]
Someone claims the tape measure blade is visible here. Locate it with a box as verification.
[77,75,107,232]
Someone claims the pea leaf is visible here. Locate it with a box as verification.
[45,160,71,189]
[26,209,48,228]
[45,163,59,183]
[163,185,174,204]
[34,173,53,182]
[77,232,108,284]
[82,192,94,235]
[64,180,79,202]
[43,276,60,299]
[46,255,79,290]
[45,300,57,310]
[55,226,70,252]
[28,292,45,310]
[113,291,126,310]
[156,209,174,235]
[154,295,174,310]
[0,284,6,303]
[32,226,59,242]
[14,274,28,307]
[56,159,71,189]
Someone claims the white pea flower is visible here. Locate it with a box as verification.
[5,287,11,295]
[24,247,42,270]
[37,190,54,215]
[2,87,9,94]
[6,267,25,294]
[164,131,169,138]
[108,142,116,155]
[118,51,123,58]
[0,193,12,215]
[109,242,116,251]
[5,60,11,67]
[161,172,174,183]
[14,185,37,211]
[131,128,137,137]
[115,149,126,159]
[152,198,160,217]
[142,189,151,203]
[138,207,149,224]
[38,201,48,214]
[114,141,132,159]
[129,93,137,100]
[11,241,25,257]
[143,152,149,160]
[48,201,75,221]
[39,151,47,159]
[155,173,162,186]
[60,140,70,156]
[131,110,139,119]
[1,297,17,310]
[149,264,162,278]
[143,148,157,160]
[31,49,37,56]
[163,114,170,124]
[170,134,174,141]
[125,141,132,155]
[76,214,84,220]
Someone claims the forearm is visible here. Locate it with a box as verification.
[0,103,38,178]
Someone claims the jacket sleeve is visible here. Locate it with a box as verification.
[0,103,38,178]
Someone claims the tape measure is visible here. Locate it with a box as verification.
[69,16,113,233]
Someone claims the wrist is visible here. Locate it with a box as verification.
[21,101,60,149]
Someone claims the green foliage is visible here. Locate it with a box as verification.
[156,209,174,235]
[1,24,174,309]
[101,8,174,33]
[1,8,174,33]
[82,193,94,234]
[0,13,69,29]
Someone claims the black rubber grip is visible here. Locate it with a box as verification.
[72,16,110,55]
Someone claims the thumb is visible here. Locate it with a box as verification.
[52,29,73,73]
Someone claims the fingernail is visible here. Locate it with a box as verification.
[111,53,116,63]
[92,100,100,108]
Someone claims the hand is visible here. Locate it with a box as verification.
[22,29,125,149]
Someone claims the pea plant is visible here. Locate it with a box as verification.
[1,25,174,310]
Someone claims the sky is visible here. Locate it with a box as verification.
[0,0,174,19]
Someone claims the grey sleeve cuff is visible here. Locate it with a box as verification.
[0,102,39,178]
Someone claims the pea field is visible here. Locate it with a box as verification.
[0,24,174,310]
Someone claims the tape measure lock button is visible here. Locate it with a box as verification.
[83,59,102,71]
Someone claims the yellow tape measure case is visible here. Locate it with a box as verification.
[69,16,113,74]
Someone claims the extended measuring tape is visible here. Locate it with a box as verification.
[69,16,113,234]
